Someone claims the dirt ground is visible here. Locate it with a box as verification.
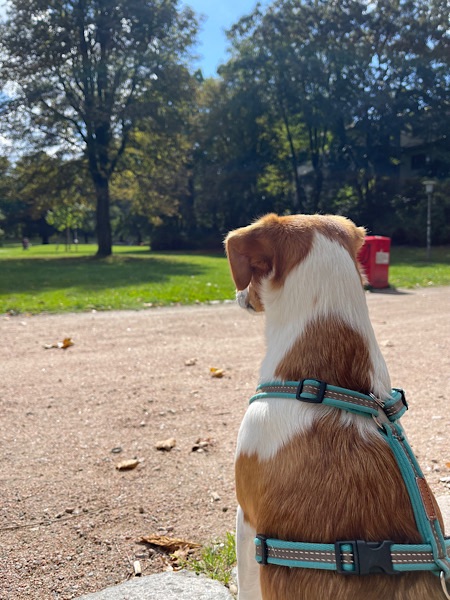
[1,287,449,600]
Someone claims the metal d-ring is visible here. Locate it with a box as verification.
[441,571,450,600]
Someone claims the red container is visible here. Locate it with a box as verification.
[358,236,391,288]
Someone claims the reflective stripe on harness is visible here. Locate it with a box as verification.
[255,536,449,575]
[249,379,450,582]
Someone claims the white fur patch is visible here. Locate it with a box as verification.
[236,506,262,600]
[236,232,390,461]
[259,233,391,398]
[236,397,380,461]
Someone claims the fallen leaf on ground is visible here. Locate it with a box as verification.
[44,337,74,350]
[116,459,139,471]
[155,437,176,451]
[140,535,200,554]
[210,367,225,378]
[184,358,197,366]
[445,462,450,469]
[140,536,200,571]
[191,437,214,452]
[171,547,193,561]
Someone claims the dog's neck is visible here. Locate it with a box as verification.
[259,234,391,399]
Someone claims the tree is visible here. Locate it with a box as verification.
[226,0,370,212]
[9,151,95,243]
[46,203,87,249]
[0,155,30,240]
[192,75,269,236]
[224,0,449,233]
[0,0,198,256]
[0,159,6,242]
[110,126,190,246]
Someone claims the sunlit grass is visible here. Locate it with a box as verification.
[0,243,449,314]
[0,243,234,314]
[389,246,450,289]
[182,532,236,588]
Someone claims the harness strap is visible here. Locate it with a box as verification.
[255,536,450,575]
[250,379,408,422]
[382,421,450,578]
[250,379,450,581]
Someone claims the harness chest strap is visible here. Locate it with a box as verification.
[255,537,446,575]
[249,379,450,583]
[250,380,408,422]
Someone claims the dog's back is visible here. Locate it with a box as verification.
[227,214,444,599]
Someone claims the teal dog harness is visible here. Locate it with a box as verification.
[249,379,450,595]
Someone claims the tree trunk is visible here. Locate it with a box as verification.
[280,104,304,211]
[94,176,112,257]
[312,166,323,212]
[135,227,142,245]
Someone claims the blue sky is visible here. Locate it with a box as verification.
[184,0,265,76]
[0,0,264,77]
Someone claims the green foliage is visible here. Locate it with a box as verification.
[0,157,23,240]
[11,154,80,212]
[185,532,236,587]
[1,0,449,247]
[257,116,311,212]
[224,0,450,228]
[112,127,190,223]
[0,0,199,256]
[191,76,265,233]
[0,208,5,242]
[45,203,88,251]
[389,180,450,245]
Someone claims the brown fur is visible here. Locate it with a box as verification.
[225,213,366,294]
[275,317,373,393]
[236,421,442,598]
[230,213,444,599]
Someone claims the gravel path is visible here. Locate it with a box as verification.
[1,287,449,599]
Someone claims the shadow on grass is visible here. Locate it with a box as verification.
[390,246,450,266]
[0,254,209,295]
[116,249,226,258]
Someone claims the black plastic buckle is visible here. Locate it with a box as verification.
[335,540,396,575]
[296,379,327,404]
[394,388,408,410]
[256,534,269,565]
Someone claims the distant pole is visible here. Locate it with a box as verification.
[423,180,435,261]
[426,191,431,261]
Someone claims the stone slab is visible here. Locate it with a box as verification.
[75,571,233,600]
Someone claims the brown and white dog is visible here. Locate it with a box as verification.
[225,213,444,600]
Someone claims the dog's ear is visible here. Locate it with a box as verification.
[225,231,253,290]
[354,226,367,253]
[354,226,368,284]
[225,228,273,291]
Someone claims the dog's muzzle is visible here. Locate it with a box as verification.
[236,289,255,312]
[236,289,249,308]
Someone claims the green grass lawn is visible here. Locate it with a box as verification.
[0,243,449,315]
[389,246,450,289]
[0,243,235,314]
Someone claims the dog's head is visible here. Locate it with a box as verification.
[225,213,366,312]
